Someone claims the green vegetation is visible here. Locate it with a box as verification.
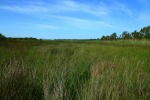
[101,26,150,40]
[0,33,6,40]
[0,39,150,100]
[0,25,150,99]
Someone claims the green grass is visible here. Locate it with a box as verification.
[0,40,150,100]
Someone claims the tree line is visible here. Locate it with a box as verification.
[101,26,150,40]
[1,25,150,41]
[0,33,6,40]
[0,33,38,40]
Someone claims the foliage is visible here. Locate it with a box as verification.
[0,40,150,99]
[7,37,38,40]
[131,30,143,39]
[0,33,38,40]
[140,26,150,39]
[110,32,117,40]
[101,25,150,40]
[101,33,117,40]
[121,31,131,39]
[0,33,6,40]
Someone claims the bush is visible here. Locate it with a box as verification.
[0,33,6,40]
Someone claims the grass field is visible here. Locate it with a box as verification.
[0,40,150,100]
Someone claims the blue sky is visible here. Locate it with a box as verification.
[0,0,150,39]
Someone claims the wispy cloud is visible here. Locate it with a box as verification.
[0,0,134,18]
[120,7,132,16]
[60,0,109,16]
[0,0,109,16]
[111,1,132,16]
[0,5,49,13]
[35,24,63,29]
[49,15,116,30]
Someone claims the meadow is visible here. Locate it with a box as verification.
[0,39,150,100]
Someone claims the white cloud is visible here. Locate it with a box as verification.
[0,0,109,16]
[0,5,49,13]
[120,7,132,16]
[111,1,132,16]
[50,15,116,30]
[0,0,133,17]
[29,23,64,29]
[60,0,109,16]
[0,0,135,32]
[36,24,62,29]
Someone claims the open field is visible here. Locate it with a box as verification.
[0,40,150,100]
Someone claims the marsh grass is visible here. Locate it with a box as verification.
[0,40,150,100]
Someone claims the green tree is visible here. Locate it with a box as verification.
[0,33,6,40]
[131,30,142,39]
[140,26,150,39]
[110,32,117,40]
[105,35,110,40]
[121,31,131,39]
[101,35,106,40]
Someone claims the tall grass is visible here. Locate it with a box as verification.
[0,40,150,99]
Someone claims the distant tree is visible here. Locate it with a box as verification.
[140,26,150,39]
[105,35,110,40]
[101,35,106,40]
[0,33,6,40]
[100,25,150,40]
[110,32,117,40]
[121,31,131,39]
[100,35,111,40]
[131,30,142,39]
